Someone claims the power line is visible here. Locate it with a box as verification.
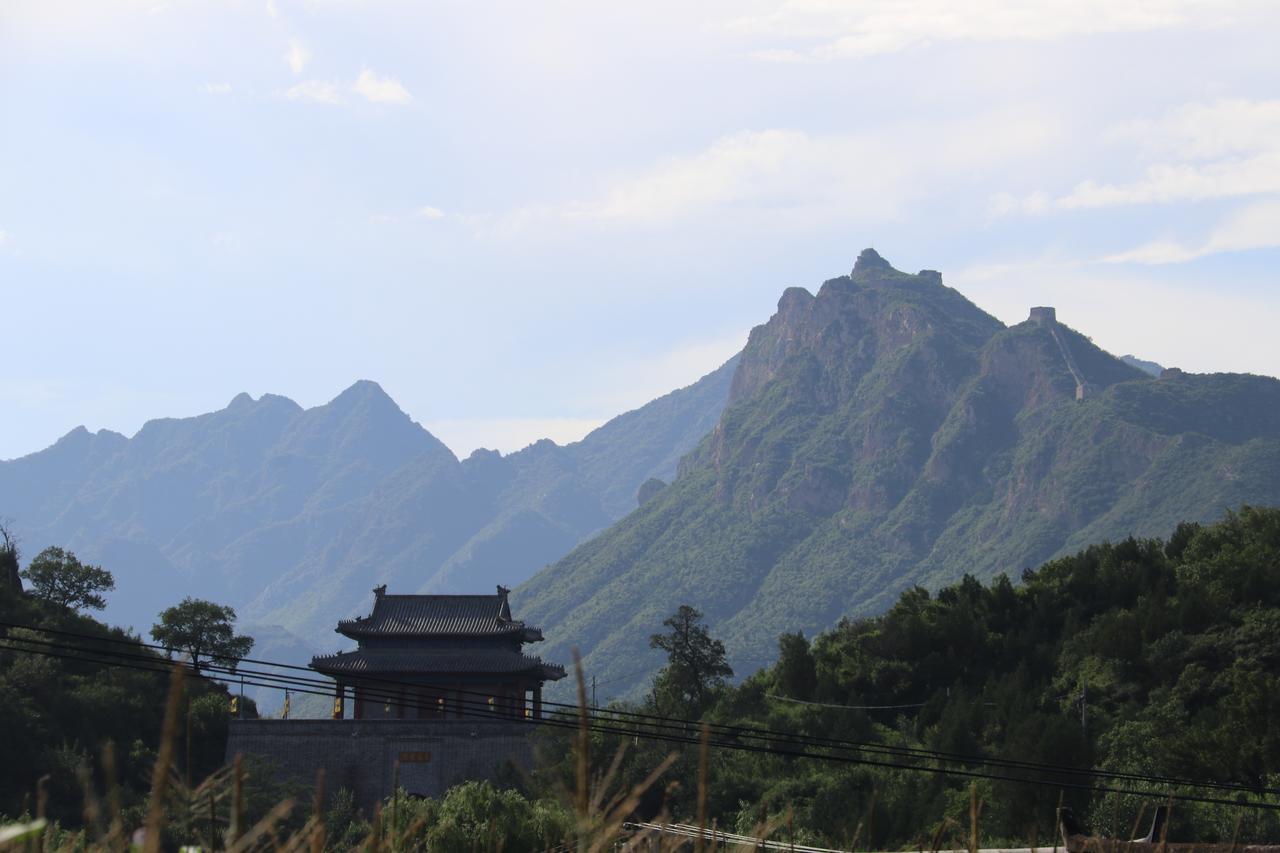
[6,635,1279,813]
[4,624,1280,811]
[765,694,928,710]
[4,620,1278,798]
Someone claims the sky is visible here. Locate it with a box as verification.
[2,0,1278,461]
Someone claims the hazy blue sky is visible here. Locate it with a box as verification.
[3,0,1278,461]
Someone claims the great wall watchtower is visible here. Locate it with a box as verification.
[1027,306,1093,400]
[1028,306,1057,326]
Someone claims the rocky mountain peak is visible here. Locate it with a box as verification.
[227,391,255,410]
[852,247,894,275]
[330,379,399,412]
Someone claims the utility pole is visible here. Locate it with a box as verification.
[1080,684,1087,734]
[591,675,597,708]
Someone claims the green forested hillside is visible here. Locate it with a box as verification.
[0,569,234,826]
[536,507,1280,848]
[515,251,1280,697]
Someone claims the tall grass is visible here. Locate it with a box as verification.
[0,662,1239,853]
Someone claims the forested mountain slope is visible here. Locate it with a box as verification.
[545,507,1280,848]
[515,250,1280,697]
[0,359,738,652]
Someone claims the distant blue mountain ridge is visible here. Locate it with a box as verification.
[0,360,739,685]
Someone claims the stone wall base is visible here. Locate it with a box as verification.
[225,719,535,815]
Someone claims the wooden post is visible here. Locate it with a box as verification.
[333,684,345,720]
[533,685,542,720]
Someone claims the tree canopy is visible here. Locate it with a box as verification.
[151,597,254,671]
[20,546,114,612]
[648,604,733,717]
[0,523,20,594]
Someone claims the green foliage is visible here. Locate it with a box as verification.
[0,559,240,827]
[325,782,572,852]
[517,258,1280,699]
[649,604,733,717]
[20,547,114,612]
[151,597,254,671]
[0,524,20,594]
[527,507,1280,848]
[774,631,816,700]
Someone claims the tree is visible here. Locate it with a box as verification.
[21,546,115,612]
[0,522,21,594]
[151,597,254,672]
[774,631,817,700]
[649,604,733,717]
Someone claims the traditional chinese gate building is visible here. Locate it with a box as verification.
[225,584,565,813]
[311,584,565,720]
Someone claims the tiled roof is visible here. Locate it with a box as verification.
[336,590,544,641]
[310,648,566,680]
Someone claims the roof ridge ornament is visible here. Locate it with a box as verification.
[496,584,513,622]
[373,584,387,600]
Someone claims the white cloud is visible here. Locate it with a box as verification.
[285,39,310,74]
[283,70,413,108]
[988,190,1050,217]
[728,0,1247,62]
[284,80,342,104]
[1058,153,1280,209]
[265,0,279,19]
[1103,200,1280,264]
[353,69,412,104]
[0,229,12,253]
[1110,98,1280,160]
[210,231,243,254]
[999,99,1280,212]
[414,206,445,219]
[203,82,231,95]
[495,113,1053,231]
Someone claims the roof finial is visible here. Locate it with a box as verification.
[373,584,387,599]
[497,585,512,622]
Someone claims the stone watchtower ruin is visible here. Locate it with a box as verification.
[1028,306,1057,326]
[1028,306,1093,401]
[226,585,565,813]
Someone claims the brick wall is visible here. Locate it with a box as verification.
[225,719,536,814]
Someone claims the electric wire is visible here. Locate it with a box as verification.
[3,625,1280,811]
[3,620,1277,797]
[3,619,1275,800]
[4,636,1278,813]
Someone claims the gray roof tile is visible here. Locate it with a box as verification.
[337,591,543,640]
[310,648,566,679]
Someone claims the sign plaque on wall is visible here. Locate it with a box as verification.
[398,751,432,764]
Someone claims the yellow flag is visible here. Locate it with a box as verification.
[282,693,291,720]
[230,695,239,716]
[332,696,343,719]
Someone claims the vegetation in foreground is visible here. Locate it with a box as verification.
[525,506,1280,849]
[5,507,1280,849]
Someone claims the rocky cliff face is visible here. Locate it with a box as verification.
[515,251,1280,699]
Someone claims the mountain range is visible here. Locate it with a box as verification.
[7,249,1279,704]
[514,249,1280,698]
[0,358,737,662]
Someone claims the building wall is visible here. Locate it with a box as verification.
[225,719,536,814]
